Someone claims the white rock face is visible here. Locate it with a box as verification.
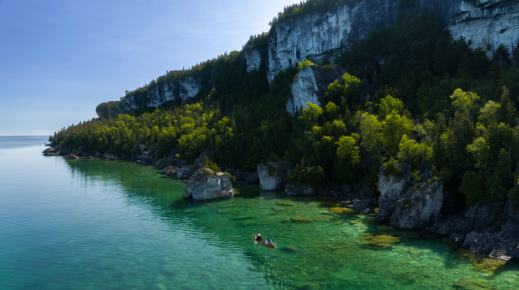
[179,77,202,103]
[147,83,178,108]
[122,78,201,112]
[244,50,261,72]
[287,66,321,116]
[267,0,519,81]
[267,1,404,82]
[183,168,234,200]
[447,1,519,57]
[257,162,292,191]
[287,64,343,117]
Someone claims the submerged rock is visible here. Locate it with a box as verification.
[276,201,295,206]
[452,278,494,290]
[291,217,313,223]
[472,257,507,275]
[257,161,292,191]
[231,216,254,220]
[183,168,234,200]
[360,233,401,250]
[318,201,342,207]
[329,207,354,215]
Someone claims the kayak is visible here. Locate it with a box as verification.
[254,235,277,248]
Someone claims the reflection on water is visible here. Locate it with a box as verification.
[0,137,518,290]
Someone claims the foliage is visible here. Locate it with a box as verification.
[383,157,401,176]
[51,10,519,208]
[202,156,221,173]
[323,73,362,105]
[459,171,485,205]
[298,60,315,71]
[286,165,326,188]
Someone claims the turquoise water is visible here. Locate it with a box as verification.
[1,137,518,290]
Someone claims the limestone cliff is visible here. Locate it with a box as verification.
[267,0,519,81]
[118,0,519,113]
[122,77,202,112]
[286,64,343,116]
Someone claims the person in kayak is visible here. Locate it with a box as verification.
[267,238,272,245]
[255,233,262,241]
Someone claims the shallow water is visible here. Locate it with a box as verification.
[0,137,518,290]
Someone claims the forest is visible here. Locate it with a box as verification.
[50,9,519,208]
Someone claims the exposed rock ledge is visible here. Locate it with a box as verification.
[183,168,234,200]
[376,163,444,229]
[257,161,292,191]
[286,64,343,117]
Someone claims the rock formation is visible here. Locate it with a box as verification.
[268,0,519,81]
[257,161,292,191]
[376,163,444,229]
[183,168,234,200]
[390,178,444,229]
[114,1,519,114]
[122,77,202,112]
[162,165,180,177]
[376,163,412,221]
[244,50,261,72]
[286,64,343,116]
[177,166,195,179]
[429,199,519,260]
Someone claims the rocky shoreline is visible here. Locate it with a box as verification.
[44,144,519,263]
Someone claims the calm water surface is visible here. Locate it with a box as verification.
[1,137,518,290]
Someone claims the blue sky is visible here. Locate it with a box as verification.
[0,0,298,136]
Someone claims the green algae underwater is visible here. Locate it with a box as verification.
[0,137,518,290]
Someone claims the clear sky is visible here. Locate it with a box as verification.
[0,0,298,136]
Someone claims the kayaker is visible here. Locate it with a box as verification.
[255,233,262,241]
[267,238,272,245]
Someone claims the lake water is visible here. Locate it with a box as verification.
[0,136,518,290]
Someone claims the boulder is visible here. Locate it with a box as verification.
[68,155,78,160]
[376,163,411,222]
[183,168,234,200]
[177,166,195,179]
[257,162,292,191]
[285,184,318,196]
[389,179,444,229]
[86,156,93,160]
[162,166,180,177]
